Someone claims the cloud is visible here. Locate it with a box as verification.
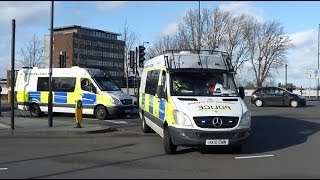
[0,1,50,28]
[96,1,126,14]
[283,29,318,87]
[162,22,179,36]
[219,1,264,22]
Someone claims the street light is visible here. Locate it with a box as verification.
[317,24,319,99]
[143,41,149,47]
[285,63,287,89]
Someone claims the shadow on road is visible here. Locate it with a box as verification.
[245,115,320,154]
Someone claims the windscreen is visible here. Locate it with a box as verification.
[93,77,121,91]
[170,71,238,97]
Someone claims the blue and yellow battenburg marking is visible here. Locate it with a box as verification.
[141,92,166,122]
[20,91,100,107]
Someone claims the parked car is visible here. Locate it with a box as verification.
[251,87,306,107]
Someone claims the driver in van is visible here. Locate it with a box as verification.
[81,79,91,92]
[173,77,188,92]
[207,79,222,94]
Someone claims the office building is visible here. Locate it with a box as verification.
[45,25,125,87]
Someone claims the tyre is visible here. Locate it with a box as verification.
[163,126,177,154]
[254,99,263,107]
[29,103,42,117]
[290,99,299,108]
[142,115,152,133]
[95,105,107,120]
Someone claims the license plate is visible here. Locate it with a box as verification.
[205,139,229,145]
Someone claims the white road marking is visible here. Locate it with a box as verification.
[0,168,8,170]
[234,154,274,159]
[104,120,129,124]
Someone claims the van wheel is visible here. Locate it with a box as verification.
[95,105,107,120]
[163,126,177,154]
[142,115,152,133]
[29,103,42,117]
[290,99,299,107]
[254,99,263,107]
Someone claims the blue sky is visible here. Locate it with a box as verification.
[1,1,320,88]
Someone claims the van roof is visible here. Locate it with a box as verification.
[144,50,234,72]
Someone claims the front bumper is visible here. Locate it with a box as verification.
[107,105,133,115]
[169,126,250,147]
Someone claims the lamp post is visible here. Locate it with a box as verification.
[317,24,319,99]
[285,64,287,89]
[48,1,54,127]
[143,41,149,47]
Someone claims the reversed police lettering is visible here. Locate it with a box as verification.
[198,105,231,110]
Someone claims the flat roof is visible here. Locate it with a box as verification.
[53,25,121,36]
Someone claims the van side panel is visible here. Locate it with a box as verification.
[41,92,49,103]
[144,93,150,112]
[165,97,175,126]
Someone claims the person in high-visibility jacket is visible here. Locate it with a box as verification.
[75,100,82,128]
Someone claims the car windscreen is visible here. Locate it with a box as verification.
[170,71,238,97]
[93,77,120,91]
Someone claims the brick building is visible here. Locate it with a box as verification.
[44,25,125,87]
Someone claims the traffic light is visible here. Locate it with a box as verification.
[59,51,66,68]
[138,45,145,67]
[129,50,135,69]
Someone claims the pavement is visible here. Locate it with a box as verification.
[0,101,118,136]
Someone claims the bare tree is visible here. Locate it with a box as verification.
[120,20,139,93]
[223,14,254,73]
[18,34,45,67]
[246,20,293,87]
[149,7,231,56]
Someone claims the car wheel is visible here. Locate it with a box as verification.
[142,114,152,133]
[95,105,107,120]
[163,126,177,154]
[254,99,263,107]
[29,103,42,117]
[290,99,299,108]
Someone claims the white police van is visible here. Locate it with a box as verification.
[15,66,134,119]
[139,50,251,154]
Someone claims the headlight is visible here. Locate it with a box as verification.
[110,96,122,105]
[173,110,193,128]
[239,111,251,128]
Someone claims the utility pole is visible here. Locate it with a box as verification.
[198,1,201,51]
[317,24,319,99]
[285,64,287,88]
[48,1,54,127]
[10,19,15,130]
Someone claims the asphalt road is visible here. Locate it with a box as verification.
[0,98,320,178]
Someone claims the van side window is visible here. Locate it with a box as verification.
[37,77,49,91]
[81,78,96,93]
[145,70,160,95]
[53,77,76,92]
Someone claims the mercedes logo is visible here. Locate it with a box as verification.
[212,117,223,127]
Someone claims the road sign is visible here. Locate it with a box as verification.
[307,69,319,79]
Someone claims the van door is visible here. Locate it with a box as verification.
[144,70,162,126]
[80,78,97,110]
[157,70,167,121]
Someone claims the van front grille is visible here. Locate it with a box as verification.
[193,116,239,128]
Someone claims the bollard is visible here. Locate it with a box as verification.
[75,100,83,128]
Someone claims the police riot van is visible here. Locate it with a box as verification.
[15,66,134,120]
[139,50,251,154]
